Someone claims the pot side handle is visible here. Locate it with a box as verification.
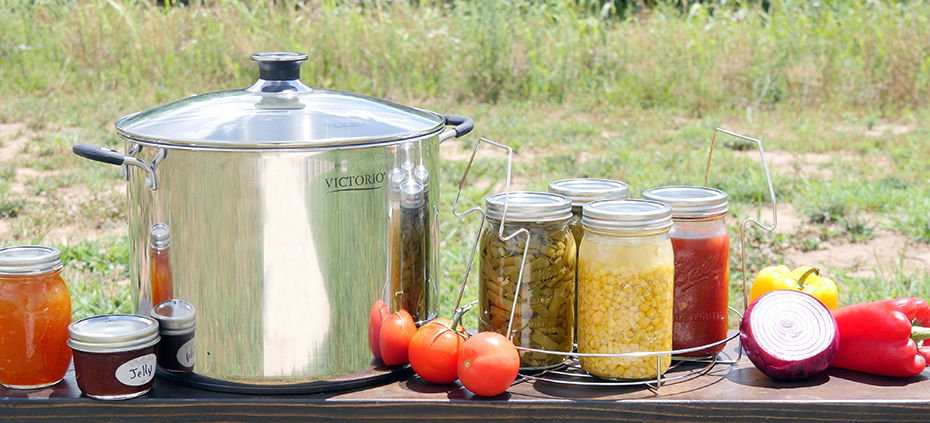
[439,114,475,143]
[72,143,159,190]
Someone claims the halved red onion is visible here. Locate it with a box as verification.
[740,290,839,381]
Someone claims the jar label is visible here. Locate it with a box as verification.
[177,338,195,368]
[115,354,156,386]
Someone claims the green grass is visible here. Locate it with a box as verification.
[60,237,133,320]
[0,198,26,219]
[836,258,930,305]
[0,0,928,327]
[3,0,930,123]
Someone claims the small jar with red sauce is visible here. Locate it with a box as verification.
[643,186,730,358]
[0,246,72,389]
[151,299,196,372]
[67,315,160,400]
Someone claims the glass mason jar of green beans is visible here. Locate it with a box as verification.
[478,192,576,370]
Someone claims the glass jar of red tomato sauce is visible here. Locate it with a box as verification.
[643,186,729,357]
[0,246,73,388]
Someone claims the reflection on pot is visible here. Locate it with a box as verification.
[387,142,434,322]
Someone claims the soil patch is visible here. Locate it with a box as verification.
[770,202,805,234]
[786,230,930,277]
[43,222,123,245]
[737,149,893,180]
[737,150,835,179]
[0,123,28,161]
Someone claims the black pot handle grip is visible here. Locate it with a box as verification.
[443,114,474,138]
[73,143,125,166]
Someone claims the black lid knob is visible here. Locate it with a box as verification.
[250,52,307,81]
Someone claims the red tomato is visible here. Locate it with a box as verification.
[408,318,466,384]
[367,300,390,359]
[457,332,520,396]
[379,309,416,366]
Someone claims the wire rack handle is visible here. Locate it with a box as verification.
[449,138,531,336]
[704,128,778,310]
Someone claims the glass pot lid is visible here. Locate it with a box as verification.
[115,52,445,149]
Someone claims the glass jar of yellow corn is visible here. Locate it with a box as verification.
[577,199,674,380]
[479,192,576,370]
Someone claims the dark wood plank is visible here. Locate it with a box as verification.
[2,339,929,422]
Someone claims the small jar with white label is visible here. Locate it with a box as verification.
[67,315,160,400]
[150,299,196,372]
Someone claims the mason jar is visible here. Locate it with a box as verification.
[478,192,576,369]
[643,186,729,357]
[151,299,197,372]
[577,200,674,380]
[68,314,160,400]
[547,178,629,245]
[0,246,72,389]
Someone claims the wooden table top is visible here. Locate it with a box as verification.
[2,341,929,422]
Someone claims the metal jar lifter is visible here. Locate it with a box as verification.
[448,130,778,391]
[73,52,474,393]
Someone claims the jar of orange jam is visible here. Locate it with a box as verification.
[0,246,73,389]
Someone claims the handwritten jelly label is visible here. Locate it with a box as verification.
[177,338,195,368]
[115,354,156,386]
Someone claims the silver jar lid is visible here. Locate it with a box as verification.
[0,245,62,275]
[151,300,197,333]
[68,314,161,354]
[485,192,572,223]
[115,52,445,150]
[150,223,171,250]
[547,178,629,207]
[642,186,729,218]
[582,199,673,232]
[400,179,426,209]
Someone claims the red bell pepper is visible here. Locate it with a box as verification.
[831,298,930,377]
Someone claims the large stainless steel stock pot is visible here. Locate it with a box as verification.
[72,52,474,393]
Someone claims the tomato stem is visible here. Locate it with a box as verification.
[451,300,477,337]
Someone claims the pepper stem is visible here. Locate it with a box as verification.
[912,326,930,342]
[797,267,820,289]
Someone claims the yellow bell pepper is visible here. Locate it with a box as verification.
[748,265,839,310]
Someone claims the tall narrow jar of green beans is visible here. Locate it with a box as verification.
[478,192,576,370]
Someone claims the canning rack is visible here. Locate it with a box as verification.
[449,129,777,390]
